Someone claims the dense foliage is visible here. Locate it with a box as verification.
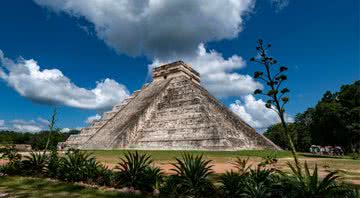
[283,162,356,198]
[0,148,357,197]
[0,129,79,150]
[264,80,360,152]
[114,151,163,192]
[22,151,49,176]
[161,153,216,197]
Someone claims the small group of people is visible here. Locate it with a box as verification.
[309,145,344,156]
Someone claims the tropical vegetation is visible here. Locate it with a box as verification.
[0,148,358,197]
[0,129,79,150]
[264,80,360,153]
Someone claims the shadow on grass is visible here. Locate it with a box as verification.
[0,176,151,198]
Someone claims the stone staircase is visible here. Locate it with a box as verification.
[64,88,143,148]
[134,78,224,148]
[76,79,171,149]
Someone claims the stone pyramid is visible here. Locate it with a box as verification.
[65,61,280,150]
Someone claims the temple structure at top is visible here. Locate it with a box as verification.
[153,61,200,85]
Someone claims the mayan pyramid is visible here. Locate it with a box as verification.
[65,61,280,150]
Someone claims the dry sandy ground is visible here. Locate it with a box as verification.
[103,157,360,185]
[1,155,359,185]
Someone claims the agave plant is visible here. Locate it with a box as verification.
[219,171,245,198]
[249,166,274,184]
[46,149,59,178]
[243,167,282,198]
[0,146,23,176]
[160,175,184,196]
[142,165,163,191]
[284,161,356,198]
[258,155,278,170]
[219,156,283,198]
[58,149,97,182]
[162,153,216,198]
[114,151,163,192]
[241,179,274,198]
[82,158,114,186]
[0,146,21,162]
[232,157,252,175]
[91,163,114,186]
[23,151,49,176]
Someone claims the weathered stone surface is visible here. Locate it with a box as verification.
[65,61,280,150]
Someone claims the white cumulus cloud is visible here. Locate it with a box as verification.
[0,118,80,133]
[8,119,45,133]
[230,94,293,131]
[86,114,102,124]
[0,120,6,130]
[34,0,255,60]
[149,44,262,98]
[0,50,129,110]
[37,117,50,125]
[29,0,290,131]
[60,128,71,133]
[12,124,43,133]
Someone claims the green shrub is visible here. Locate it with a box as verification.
[58,149,98,182]
[83,159,114,186]
[283,161,356,198]
[161,153,216,198]
[0,160,23,176]
[22,151,48,176]
[91,164,114,186]
[0,146,21,162]
[218,171,245,198]
[0,146,23,176]
[142,165,163,191]
[219,156,286,198]
[160,175,184,196]
[232,157,251,175]
[46,149,60,178]
[350,152,360,160]
[114,151,162,192]
[240,178,274,198]
[242,168,282,198]
[219,167,282,198]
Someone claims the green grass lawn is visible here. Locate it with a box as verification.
[89,149,293,163]
[0,176,151,198]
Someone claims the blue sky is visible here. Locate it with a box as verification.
[0,0,358,132]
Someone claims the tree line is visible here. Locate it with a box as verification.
[0,129,79,150]
[264,80,360,153]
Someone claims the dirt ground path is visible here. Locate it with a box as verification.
[101,157,360,185]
